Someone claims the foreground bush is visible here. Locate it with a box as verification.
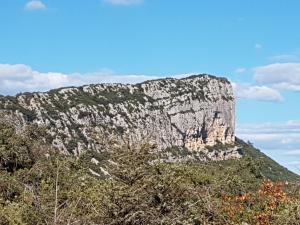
[0,123,300,224]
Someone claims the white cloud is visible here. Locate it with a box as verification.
[237,121,300,136]
[269,54,300,63]
[237,121,300,153]
[254,63,300,91]
[254,43,263,49]
[232,82,283,102]
[286,161,300,167]
[103,0,143,6]
[284,150,300,156]
[0,64,32,79]
[0,64,166,95]
[25,1,46,11]
[0,64,286,103]
[234,68,246,74]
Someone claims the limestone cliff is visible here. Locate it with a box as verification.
[0,74,236,156]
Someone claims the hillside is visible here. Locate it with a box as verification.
[236,138,300,182]
[1,74,300,224]
[0,123,299,224]
[0,74,298,182]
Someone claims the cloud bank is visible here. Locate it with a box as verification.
[0,62,298,104]
[254,63,300,91]
[232,83,283,102]
[237,120,300,171]
[231,62,300,102]
[0,64,160,95]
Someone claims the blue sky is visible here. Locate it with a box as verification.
[1,0,300,173]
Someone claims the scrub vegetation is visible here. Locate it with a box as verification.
[0,123,300,225]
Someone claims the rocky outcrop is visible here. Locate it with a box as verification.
[0,74,236,155]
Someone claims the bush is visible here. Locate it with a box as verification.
[0,123,48,172]
[0,125,300,224]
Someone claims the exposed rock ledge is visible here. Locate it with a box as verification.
[0,74,236,156]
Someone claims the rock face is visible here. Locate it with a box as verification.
[0,74,235,155]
